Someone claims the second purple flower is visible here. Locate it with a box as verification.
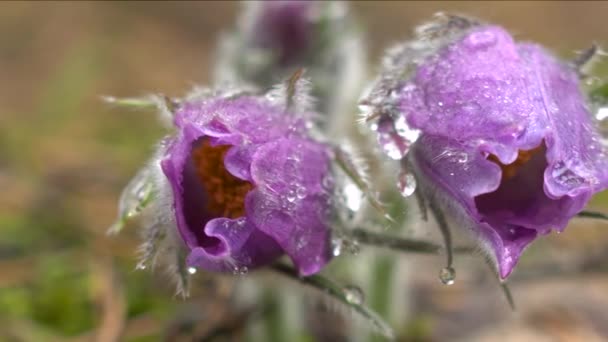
[363,15,608,279]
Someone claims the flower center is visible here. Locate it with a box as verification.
[488,145,544,182]
[191,140,252,218]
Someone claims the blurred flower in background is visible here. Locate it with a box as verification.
[215,0,366,131]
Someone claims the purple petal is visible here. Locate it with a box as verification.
[187,217,282,272]
[224,145,256,181]
[518,44,608,197]
[175,96,306,146]
[248,137,334,276]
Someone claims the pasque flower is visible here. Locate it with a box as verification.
[215,0,365,121]
[113,85,336,281]
[363,16,608,279]
[161,88,335,276]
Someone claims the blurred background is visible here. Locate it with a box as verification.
[1,1,608,341]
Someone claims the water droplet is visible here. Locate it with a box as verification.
[233,266,249,275]
[322,175,335,191]
[332,238,343,256]
[394,115,421,144]
[397,170,417,197]
[457,153,468,163]
[343,285,365,305]
[551,162,584,188]
[465,30,497,49]
[187,267,197,275]
[439,267,456,285]
[296,186,307,199]
[286,191,297,203]
[595,107,608,121]
[378,132,408,160]
[343,183,363,211]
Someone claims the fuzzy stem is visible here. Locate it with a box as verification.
[577,210,608,221]
[333,147,394,222]
[481,258,515,311]
[428,202,454,269]
[269,263,395,340]
[351,228,474,255]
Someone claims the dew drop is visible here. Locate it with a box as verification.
[394,115,421,144]
[343,183,363,211]
[343,285,365,305]
[439,267,456,285]
[378,132,408,160]
[595,107,608,121]
[295,186,307,199]
[332,238,343,257]
[322,175,335,191]
[233,266,249,275]
[397,170,417,197]
[187,267,197,275]
[465,30,497,49]
[286,191,297,203]
[457,153,468,163]
[551,162,584,188]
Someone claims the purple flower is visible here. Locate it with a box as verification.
[159,92,335,276]
[366,19,608,278]
[215,1,365,120]
[249,0,314,67]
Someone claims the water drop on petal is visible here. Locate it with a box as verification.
[187,267,197,275]
[296,186,307,199]
[286,190,297,203]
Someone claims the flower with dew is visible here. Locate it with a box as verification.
[362,14,608,279]
[112,83,337,286]
[215,0,365,122]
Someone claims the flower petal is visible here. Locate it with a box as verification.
[248,137,333,275]
[412,135,537,278]
[518,44,608,198]
[400,26,545,161]
[175,96,305,146]
[187,217,282,272]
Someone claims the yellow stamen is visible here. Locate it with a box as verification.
[192,140,252,218]
[488,145,543,181]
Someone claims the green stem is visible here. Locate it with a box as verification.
[269,263,394,340]
[351,228,474,255]
[577,210,608,221]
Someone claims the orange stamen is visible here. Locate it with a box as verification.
[192,140,252,218]
[488,145,543,181]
